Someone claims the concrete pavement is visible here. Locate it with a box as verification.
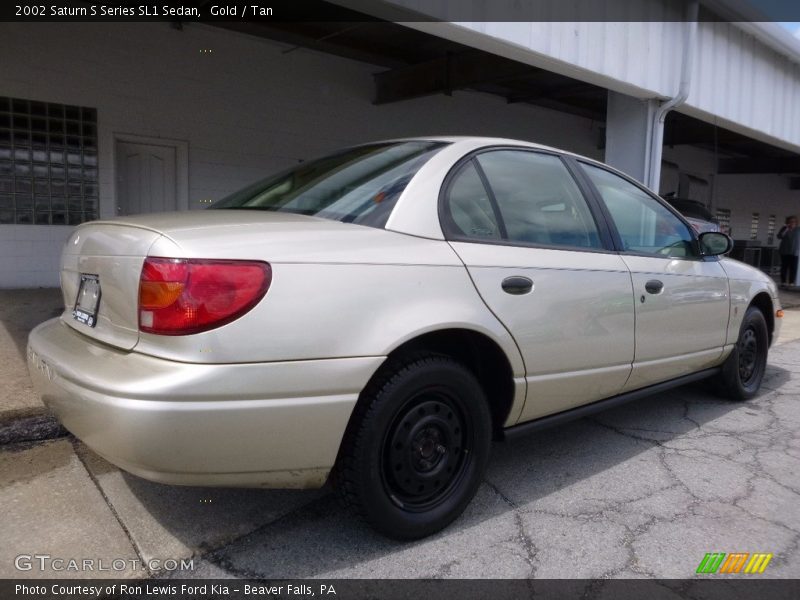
[777,307,800,346]
[0,288,61,422]
[1,439,140,579]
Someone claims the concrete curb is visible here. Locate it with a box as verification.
[780,290,800,308]
[0,413,68,446]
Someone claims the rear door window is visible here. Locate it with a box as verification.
[443,161,502,240]
[442,149,602,249]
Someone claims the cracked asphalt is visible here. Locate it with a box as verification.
[184,340,800,580]
[3,331,800,580]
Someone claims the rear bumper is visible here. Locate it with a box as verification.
[27,318,383,488]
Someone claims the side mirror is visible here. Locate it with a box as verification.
[699,231,733,256]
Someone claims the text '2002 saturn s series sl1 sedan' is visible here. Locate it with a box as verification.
[28,137,781,539]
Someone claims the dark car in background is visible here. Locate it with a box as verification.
[663,195,721,234]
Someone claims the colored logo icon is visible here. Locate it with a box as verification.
[696,552,773,574]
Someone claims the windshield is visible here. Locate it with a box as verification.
[209,141,448,228]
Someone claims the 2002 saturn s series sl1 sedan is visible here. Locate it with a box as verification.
[28,137,781,539]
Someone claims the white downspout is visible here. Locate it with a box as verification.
[647,0,700,191]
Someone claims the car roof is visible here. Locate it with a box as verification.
[367,135,570,156]
[384,135,625,176]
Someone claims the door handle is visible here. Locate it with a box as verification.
[502,276,533,295]
[645,279,664,294]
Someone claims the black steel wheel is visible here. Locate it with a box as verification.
[737,327,759,385]
[335,353,491,539]
[716,305,769,401]
[382,393,470,511]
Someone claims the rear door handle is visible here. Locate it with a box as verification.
[502,276,533,295]
[645,279,664,294]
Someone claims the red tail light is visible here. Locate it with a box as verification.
[138,257,271,335]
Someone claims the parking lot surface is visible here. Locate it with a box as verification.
[184,341,800,579]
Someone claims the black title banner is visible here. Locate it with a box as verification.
[4,0,800,22]
[3,579,800,600]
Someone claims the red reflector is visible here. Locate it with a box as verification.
[138,257,271,335]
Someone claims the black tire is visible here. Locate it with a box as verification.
[715,305,769,401]
[334,353,492,540]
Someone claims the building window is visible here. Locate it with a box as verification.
[715,208,731,236]
[767,215,776,245]
[0,96,98,225]
[750,212,760,240]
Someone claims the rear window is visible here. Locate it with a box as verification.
[210,141,447,228]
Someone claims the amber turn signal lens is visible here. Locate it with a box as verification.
[776,309,784,318]
[139,281,185,309]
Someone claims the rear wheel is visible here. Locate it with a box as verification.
[334,354,491,540]
[715,306,769,400]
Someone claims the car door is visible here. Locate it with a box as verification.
[578,161,730,391]
[441,148,635,423]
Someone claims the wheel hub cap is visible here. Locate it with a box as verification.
[384,396,466,507]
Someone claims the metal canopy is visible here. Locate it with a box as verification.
[663,113,800,174]
[215,20,608,120]
[211,17,800,176]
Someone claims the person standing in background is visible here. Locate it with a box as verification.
[778,215,799,288]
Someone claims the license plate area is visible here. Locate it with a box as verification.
[73,274,101,327]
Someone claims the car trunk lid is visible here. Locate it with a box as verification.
[61,223,163,350]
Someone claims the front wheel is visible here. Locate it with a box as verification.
[334,354,492,540]
[715,306,769,401]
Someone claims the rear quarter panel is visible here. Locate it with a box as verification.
[136,231,525,376]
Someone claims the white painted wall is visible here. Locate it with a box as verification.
[0,226,72,288]
[714,175,800,243]
[0,21,601,288]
